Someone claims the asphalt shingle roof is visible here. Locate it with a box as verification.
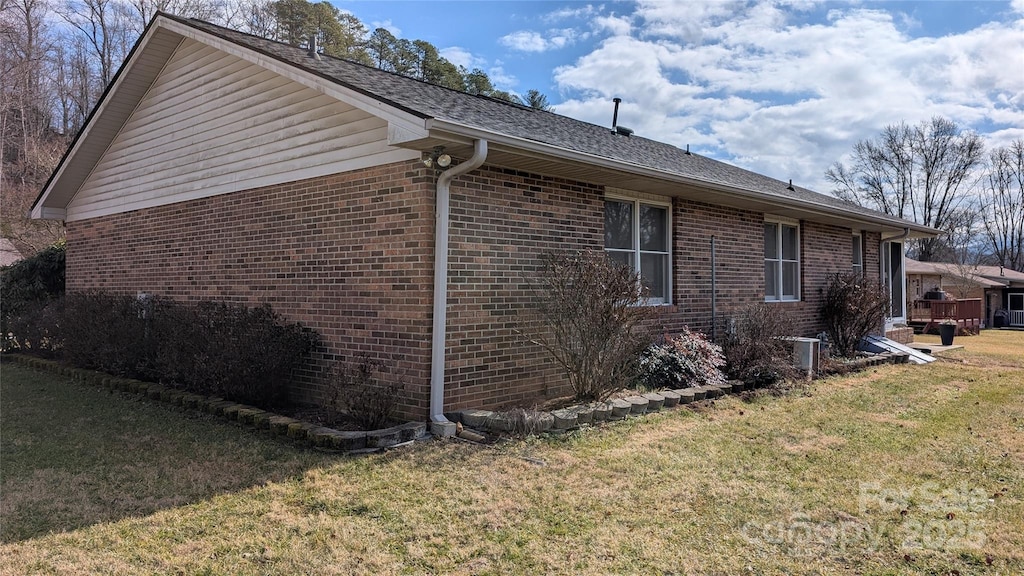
[176,15,927,229]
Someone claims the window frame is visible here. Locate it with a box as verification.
[764,216,801,302]
[852,232,864,275]
[603,193,673,306]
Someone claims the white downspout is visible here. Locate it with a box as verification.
[430,139,488,423]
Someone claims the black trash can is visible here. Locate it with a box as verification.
[994,309,1008,329]
[939,323,956,346]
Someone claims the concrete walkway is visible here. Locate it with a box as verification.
[907,342,964,355]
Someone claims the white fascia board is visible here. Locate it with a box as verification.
[426,118,939,238]
[32,207,67,220]
[159,17,429,142]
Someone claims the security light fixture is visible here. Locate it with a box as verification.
[423,146,452,170]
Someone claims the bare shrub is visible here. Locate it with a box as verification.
[325,356,404,430]
[637,327,726,390]
[722,303,799,388]
[523,250,652,402]
[819,272,890,358]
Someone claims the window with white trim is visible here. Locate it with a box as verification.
[764,219,800,301]
[852,233,863,275]
[604,197,671,304]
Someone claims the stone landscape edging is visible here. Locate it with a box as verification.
[445,351,912,435]
[6,349,910,444]
[3,354,428,453]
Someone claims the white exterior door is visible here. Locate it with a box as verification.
[882,240,906,324]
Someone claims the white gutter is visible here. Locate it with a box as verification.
[430,139,488,423]
[881,227,911,242]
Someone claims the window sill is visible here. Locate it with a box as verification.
[765,298,801,303]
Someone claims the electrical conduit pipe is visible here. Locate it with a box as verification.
[430,139,488,424]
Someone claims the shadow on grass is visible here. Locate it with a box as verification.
[0,363,337,543]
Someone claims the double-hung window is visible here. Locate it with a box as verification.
[604,197,671,304]
[764,219,800,301]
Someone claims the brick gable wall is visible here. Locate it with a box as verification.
[66,159,878,419]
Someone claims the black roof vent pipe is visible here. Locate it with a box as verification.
[308,35,321,60]
[610,98,633,136]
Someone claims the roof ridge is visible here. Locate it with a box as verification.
[169,12,555,117]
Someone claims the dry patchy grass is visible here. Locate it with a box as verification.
[1,330,1023,575]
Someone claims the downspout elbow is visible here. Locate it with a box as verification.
[430,140,488,424]
[882,227,911,242]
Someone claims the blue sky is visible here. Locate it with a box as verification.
[339,1,1024,192]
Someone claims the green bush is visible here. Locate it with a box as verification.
[5,292,318,409]
[638,327,726,390]
[60,292,158,376]
[1,242,65,343]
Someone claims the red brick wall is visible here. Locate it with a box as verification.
[442,167,604,410]
[766,223,885,337]
[67,160,437,418]
[665,200,764,336]
[67,158,878,418]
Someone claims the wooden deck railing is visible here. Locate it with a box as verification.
[910,298,982,334]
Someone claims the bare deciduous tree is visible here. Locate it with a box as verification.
[57,0,133,86]
[979,140,1024,272]
[1,0,66,253]
[827,117,985,261]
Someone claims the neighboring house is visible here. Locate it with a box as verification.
[0,238,25,268]
[31,14,937,421]
[906,258,1024,328]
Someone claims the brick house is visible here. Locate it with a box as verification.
[32,14,937,421]
[906,258,1024,329]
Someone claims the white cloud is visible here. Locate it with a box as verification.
[500,28,580,52]
[487,65,518,91]
[370,19,401,36]
[500,31,550,52]
[592,14,633,36]
[551,0,1024,192]
[439,46,483,70]
[543,4,599,23]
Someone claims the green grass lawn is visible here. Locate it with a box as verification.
[1,330,1022,575]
